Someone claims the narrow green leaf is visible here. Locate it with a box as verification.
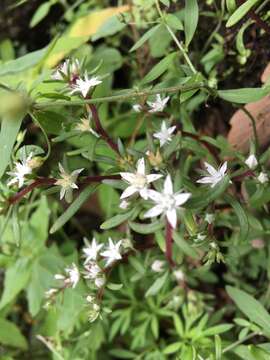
[0,111,25,179]
[163,342,182,355]
[226,0,260,27]
[215,335,222,360]
[226,286,270,337]
[203,324,233,336]
[130,24,161,52]
[100,209,134,230]
[129,220,164,234]
[50,185,98,233]
[145,271,168,297]
[173,232,199,259]
[141,52,176,85]
[224,194,249,241]
[30,1,51,28]
[218,87,269,103]
[185,0,199,46]
[0,318,28,350]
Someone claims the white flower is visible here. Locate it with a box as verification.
[205,213,215,224]
[245,154,258,170]
[52,59,80,81]
[55,263,80,289]
[151,260,165,273]
[258,172,268,184]
[84,261,102,279]
[174,269,185,281]
[197,162,228,188]
[75,117,99,137]
[100,238,122,267]
[7,152,33,188]
[133,104,142,112]
[147,94,170,113]
[82,238,103,264]
[55,163,83,202]
[144,174,191,228]
[119,200,129,209]
[70,72,102,98]
[194,233,207,242]
[120,158,163,200]
[153,121,176,147]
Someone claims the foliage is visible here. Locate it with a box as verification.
[0,0,270,359]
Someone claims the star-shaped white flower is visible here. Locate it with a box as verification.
[245,154,258,170]
[197,162,228,188]
[120,158,163,200]
[7,152,33,188]
[55,263,80,289]
[153,121,176,147]
[82,237,103,264]
[70,72,102,98]
[147,94,170,113]
[144,174,191,228]
[55,163,83,203]
[100,238,122,267]
[151,260,165,273]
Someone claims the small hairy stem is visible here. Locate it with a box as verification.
[33,82,208,109]
[165,220,174,266]
[222,331,259,354]
[86,103,120,155]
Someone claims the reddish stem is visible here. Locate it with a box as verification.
[87,103,120,155]
[232,170,255,182]
[165,220,175,267]
[238,0,270,35]
[8,175,121,205]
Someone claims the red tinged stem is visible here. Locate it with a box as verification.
[165,220,175,267]
[8,175,121,205]
[87,104,120,155]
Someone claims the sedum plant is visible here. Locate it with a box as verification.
[1,0,270,359]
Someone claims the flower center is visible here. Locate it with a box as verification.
[161,194,176,210]
[134,174,147,189]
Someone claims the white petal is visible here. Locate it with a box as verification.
[60,188,65,200]
[175,192,191,206]
[120,172,137,184]
[204,162,218,176]
[144,205,164,218]
[168,126,176,134]
[166,209,177,228]
[196,176,214,184]
[139,187,150,200]
[164,175,173,195]
[120,186,137,199]
[146,173,163,183]
[219,161,227,176]
[137,158,145,175]
[147,189,163,203]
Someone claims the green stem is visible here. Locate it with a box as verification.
[222,331,259,354]
[240,106,259,154]
[155,0,197,74]
[30,112,51,160]
[34,82,208,109]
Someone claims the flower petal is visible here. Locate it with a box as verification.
[146,173,163,183]
[164,174,173,195]
[120,186,138,199]
[175,192,191,206]
[166,209,177,228]
[120,172,137,184]
[144,205,164,218]
[137,158,145,175]
[204,162,218,176]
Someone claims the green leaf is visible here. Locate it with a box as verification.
[184,0,199,46]
[98,184,119,218]
[109,349,137,359]
[0,318,28,349]
[163,342,182,355]
[145,271,168,297]
[215,335,222,360]
[0,111,25,179]
[107,283,123,291]
[203,324,233,336]
[227,286,270,337]
[224,194,249,241]
[218,87,269,103]
[130,24,161,52]
[173,232,199,259]
[30,1,51,28]
[129,220,164,234]
[92,15,126,41]
[141,52,176,85]
[50,185,98,233]
[226,0,260,27]
[0,259,31,309]
[100,209,134,230]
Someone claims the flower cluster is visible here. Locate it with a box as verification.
[44,237,123,322]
